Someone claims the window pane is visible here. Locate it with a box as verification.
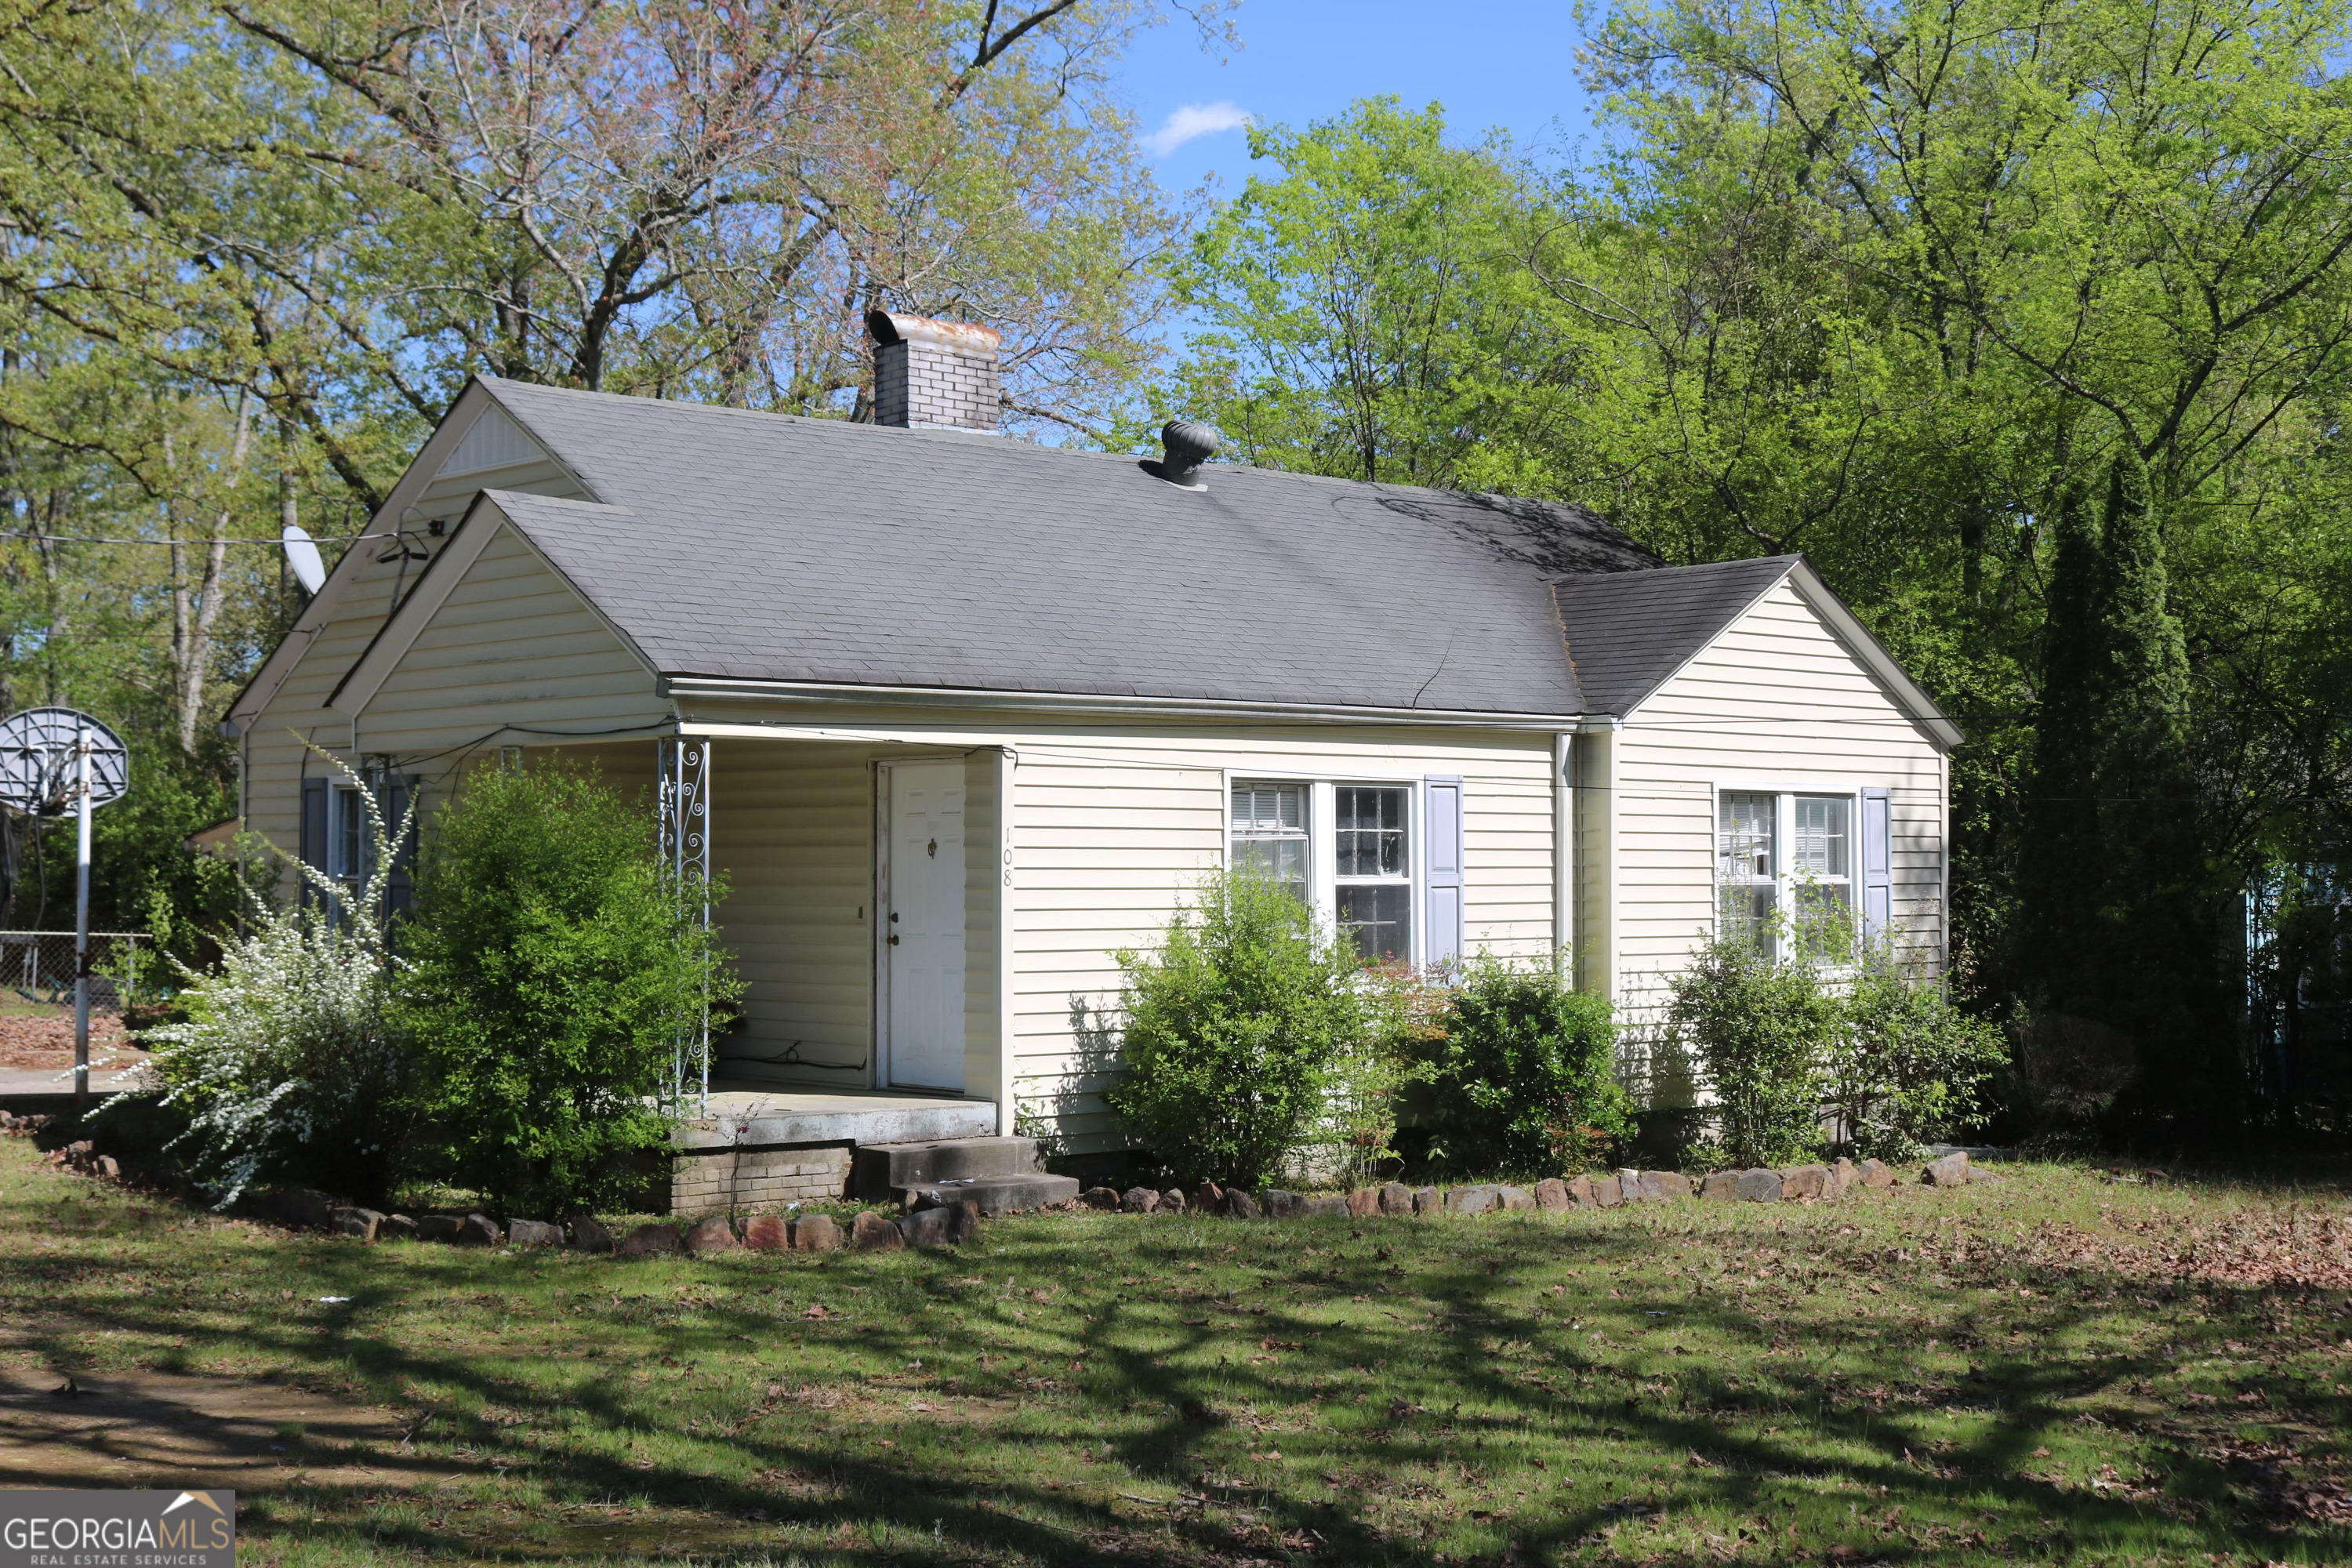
[336,788,362,879]
[1793,796,1849,879]
[1338,883,1411,962]
[1795,882,1853,960]
[1335,786,1407,877]
[1719,883,1776,955]
[1719,792,1774,881]
[1232,782,1308,902]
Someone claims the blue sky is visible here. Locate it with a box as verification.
[1120,0,1611,201]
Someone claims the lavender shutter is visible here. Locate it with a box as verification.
[1425,776,1465,966]
[1861,787,1892,942]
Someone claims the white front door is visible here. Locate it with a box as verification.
[884,760,967,1091]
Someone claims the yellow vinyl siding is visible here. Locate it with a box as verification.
[1613,579,1947,1026]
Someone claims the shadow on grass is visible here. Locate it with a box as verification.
[5,1166,2350,1565]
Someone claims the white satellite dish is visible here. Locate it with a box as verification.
[281,522,327,595]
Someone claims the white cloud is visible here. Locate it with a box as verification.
[1140,101,1253,158]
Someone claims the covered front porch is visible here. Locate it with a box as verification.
[530,724,1022,1213]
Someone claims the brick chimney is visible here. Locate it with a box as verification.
[866,310,1002,431]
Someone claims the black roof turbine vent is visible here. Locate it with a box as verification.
[1157,419,1219,489]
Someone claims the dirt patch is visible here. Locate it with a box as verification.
[0,1365,448,1491]
[0,1011,141,1072]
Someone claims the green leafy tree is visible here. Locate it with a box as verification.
[1108,870,1368,1189]
[400,761,742,1217]
[1413,953,1632,1178]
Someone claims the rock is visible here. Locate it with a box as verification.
[1221,1188,1260,1219]
[1080,1186,1121,1211]
[1830,1157,1860,1197]
[1590,1175,1623,1208]
[1496,1185,1537,1211]
[457,1214,503,1247]
[1857,1158,1894,1189]
[1922,1152,1970,1188]
[1645,1171,1693,1200]
[1346,1188,1381,1218]
[1534,1178,1571,1212]
[1733,1169,1782,1203]
[1120,1186,1160,1214]
[1379,1181,1415,1215]
[682,1217,737,1254]
[1261,1189,1303,1218]
[1615,1167,1648,1203]
[330,1207,383,1241]
[1305,1195,1350,1217]
[506,1218,562,1247]
[1446,1185,1500,1216]
[1192,1181,1225,1211]
[1160,1188,1188,1213]
[791,1214,843,1251]
[1410,1186,1443,1215]
[618,1223,679,1257]
[849,1210,905,1250]
[276,1187,338,1229]
[742,1215,789,1252]
[898,1201,978,1248]
[568,1215,613,1253]
[95,1154,120,1180]
[377,1213,418,1241]
[416,1214,463,1243]
[1565,1174,1596,1207]
[1780,1164,1829,1201]
[1967,1166,2002,1184]
[1698,1171,1741,1201]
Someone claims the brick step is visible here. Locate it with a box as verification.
[853,1135,1045,1196]
[902,1173,1082,1217]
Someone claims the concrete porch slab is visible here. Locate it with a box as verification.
[675,1090,996,1151]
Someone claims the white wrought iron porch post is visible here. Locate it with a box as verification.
[658,735,713,1114]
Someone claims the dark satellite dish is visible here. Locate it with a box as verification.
[281,522,328,595]
[0,707,128,818]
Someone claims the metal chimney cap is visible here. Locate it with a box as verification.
[1158,419,1219,488]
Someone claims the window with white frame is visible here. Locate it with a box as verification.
[1229,780,1421,964]
[1334,785,1411,961]
[1229,782,1308,904]
[1719,791,1857,960]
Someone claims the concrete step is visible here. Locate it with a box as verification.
[854,1135,1044,1196]
[902,1173,1081,1217]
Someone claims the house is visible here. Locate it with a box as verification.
[224,312,1960,1214]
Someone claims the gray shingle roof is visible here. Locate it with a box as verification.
[481,377,1669,716]
[1548,557,1800,715]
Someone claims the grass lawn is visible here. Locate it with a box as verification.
[2,1138,2350,1566]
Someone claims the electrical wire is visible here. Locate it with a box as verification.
[0,530,400,546]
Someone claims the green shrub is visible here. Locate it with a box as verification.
[1829,939,2007,1160]
[400,760,741,1217]
[136,765,416,1206]
[1414,953,1631,1177]
[1107,869,1367,1189]
[1666,930,1836,1169]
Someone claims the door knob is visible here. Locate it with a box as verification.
[887,935,899,946]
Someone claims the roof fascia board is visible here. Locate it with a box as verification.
[227,378,580,732]
[1781,560,1965,750]
[663,675,1588,731]
[327,494,503,715]
[1609,560,1798,720]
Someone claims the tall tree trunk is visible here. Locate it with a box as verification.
[176,389,253,753]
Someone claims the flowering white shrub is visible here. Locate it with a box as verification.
[135,759,416,1206]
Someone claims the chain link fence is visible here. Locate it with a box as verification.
[0,931,151,1012]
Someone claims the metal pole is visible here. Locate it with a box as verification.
[73,721,92,1112]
